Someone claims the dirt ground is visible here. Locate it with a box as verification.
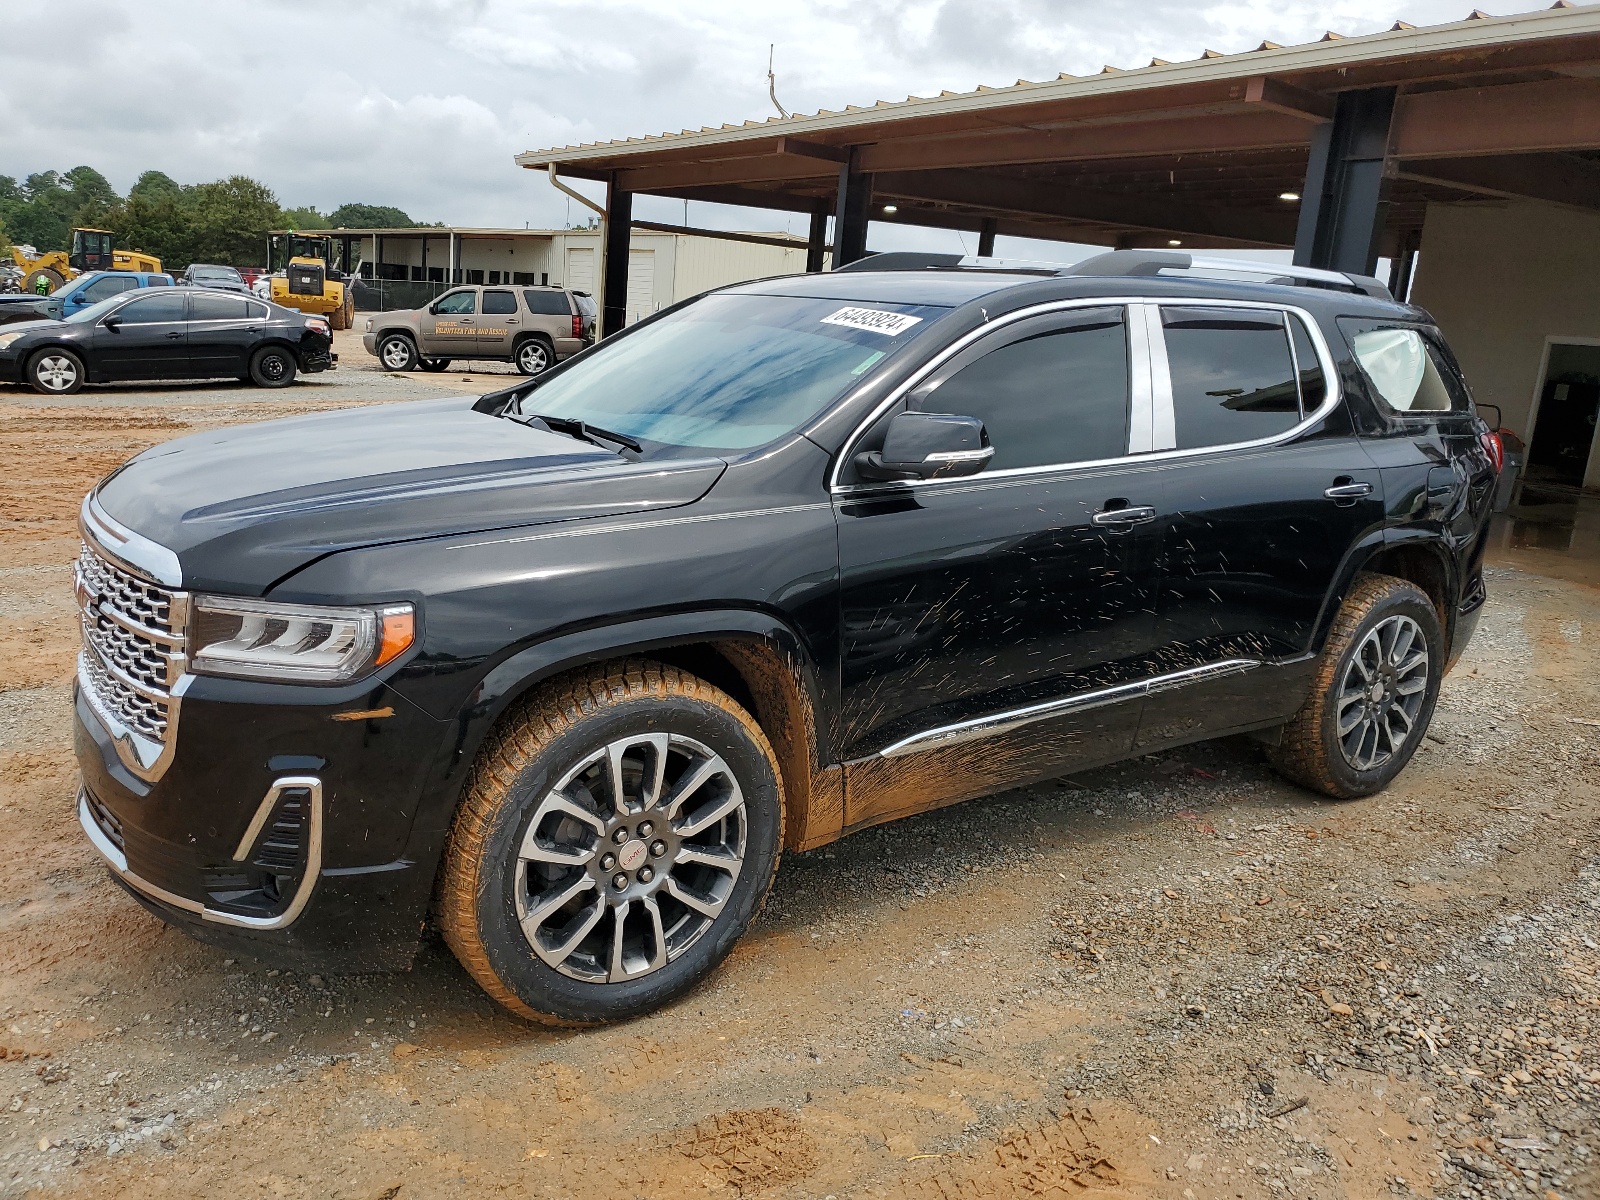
[1,336,1597,1200]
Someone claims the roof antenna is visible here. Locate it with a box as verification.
[767,44,789,118]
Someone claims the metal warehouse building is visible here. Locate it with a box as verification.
[325,224,808,324]
[518,4,1600,493]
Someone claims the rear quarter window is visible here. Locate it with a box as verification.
[523,289,572,315]
[1338,319,1468,415]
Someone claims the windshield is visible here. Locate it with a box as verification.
[64,294,134,324]
[515,293,946,453]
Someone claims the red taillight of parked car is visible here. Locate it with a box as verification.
[571,314,583,339]
[1480,430,1504,474]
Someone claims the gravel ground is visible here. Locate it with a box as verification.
[0,359,1596,1199]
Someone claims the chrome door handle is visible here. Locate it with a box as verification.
[165,332,183,339]
[1091,504,1158,526]
[1324,482,1373,499]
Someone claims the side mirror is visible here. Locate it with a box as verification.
[102,315,122,330]
[854,411,993,482]
[1477,403,1502,432]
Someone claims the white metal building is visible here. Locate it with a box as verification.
[332,224,809,324]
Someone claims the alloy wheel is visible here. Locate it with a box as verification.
[34,355,78,392]
[1335,614,1429,771]
[514,733,746,983]
[381,339,412,370]
[518,342,549,374]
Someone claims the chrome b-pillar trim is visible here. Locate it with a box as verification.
[877,658,1261,758]
[80,776,325,931]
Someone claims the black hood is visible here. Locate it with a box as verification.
[0,316,67,337]
[94,398,725,594]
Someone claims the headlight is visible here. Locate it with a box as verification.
[364,318,373,333]
[190,596,415,684]
[0,330,26,352]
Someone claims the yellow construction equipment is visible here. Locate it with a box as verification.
[9,228,162,294]
[266,232,356,330]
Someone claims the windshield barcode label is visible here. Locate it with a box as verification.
[821,307,922,336]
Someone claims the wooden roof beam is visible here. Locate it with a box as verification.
[1394,152,1600,210]
[872,168,1296,247]
[1392,76,1600,156]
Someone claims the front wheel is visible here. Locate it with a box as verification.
[377,333,418,372]
[437,661,785,1025]
[515,337,552,376]
[248,345,297,388]
[1268,573,1443,799]
[28,348,84,395]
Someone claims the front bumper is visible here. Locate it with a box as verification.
[361,332,377,355]
[0,352,22,384]
[74,669,452,972]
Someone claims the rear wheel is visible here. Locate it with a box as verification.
[419,358,451,372]
[378,333,418,372]
[248,345,297,388]
[437,661,784,1025]
[22,267,65,295]
[1268,573,1443,799]
[515,336,553,376]
[27,348,84,395]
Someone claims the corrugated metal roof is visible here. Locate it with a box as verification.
[515,3,1598,167]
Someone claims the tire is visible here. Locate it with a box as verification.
[1268,573,1444,800]
[23,267,65,295]
[515,336,553,376]
[248,345,297,388]
[27,348,84,395]
[328,301,348,332]
[377,333,418,372]
[419,358,451,372]
[438,660,785,1025]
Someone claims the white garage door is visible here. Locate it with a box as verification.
[626,249,655,325]
[565,247,594,295]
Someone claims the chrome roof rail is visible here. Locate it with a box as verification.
[1067,249,1392,300]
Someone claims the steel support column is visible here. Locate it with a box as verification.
[831,149,872,267]
[1292,87,1397,275]
[977,217,998,258]
[806,203,829,273]
[601,176,633,338]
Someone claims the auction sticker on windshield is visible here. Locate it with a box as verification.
[821,307,923,336]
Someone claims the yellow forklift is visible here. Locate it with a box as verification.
[10,228,162,294]
[266,232,356,330]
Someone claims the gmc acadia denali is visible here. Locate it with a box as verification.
[73,251,1499,1024]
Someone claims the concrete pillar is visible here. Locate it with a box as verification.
[601,177,633,338]
[831,149,872,267]
[977,218,998,258]
[1292,87,1397,276]
[806,204,829,273]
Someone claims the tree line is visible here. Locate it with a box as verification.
[0,165,426,271]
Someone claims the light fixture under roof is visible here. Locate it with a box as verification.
[881,204,898,214]
[1280,191,1302,201]
[1167,239,1182,246]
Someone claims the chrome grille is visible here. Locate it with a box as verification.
[76,541,187,748]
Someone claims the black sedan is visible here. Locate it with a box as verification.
[0,288,335,395]
[178,263,252,294]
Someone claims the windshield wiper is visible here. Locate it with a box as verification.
[513,411,643,454]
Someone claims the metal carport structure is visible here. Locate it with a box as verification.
[516,3,1600,343]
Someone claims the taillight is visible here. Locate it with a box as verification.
[571,314,582,339]
[1480,430,1504,474]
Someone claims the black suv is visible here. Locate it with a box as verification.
[73,251,1498,1024]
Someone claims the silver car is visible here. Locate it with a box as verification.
[362,285,587,375]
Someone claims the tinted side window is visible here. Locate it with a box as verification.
[1162,307,1299,450]
[117,293,187,323]
[145,276,170,287]
[433,290,476,315]
[522,289,571,315]
[82,276,135,303]
[483,289,517,315]
[245,301,270,319]
[916,307,1129,470]
[191,294,251,321]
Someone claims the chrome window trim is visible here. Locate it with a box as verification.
[81,492,183,588]
[877,658,1261,759]
[828,296,1342,494]
[1125,302,1156,454]
[79,776,324,931]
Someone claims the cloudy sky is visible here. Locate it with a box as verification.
[1,0,1557,256]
